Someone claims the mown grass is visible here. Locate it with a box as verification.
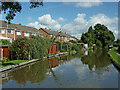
[0,60,29,68]
[108,48,120,66]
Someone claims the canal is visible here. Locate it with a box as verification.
[1,49,119,88]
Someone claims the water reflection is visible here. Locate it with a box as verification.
[81,49,112,71]
[2,49,118,88]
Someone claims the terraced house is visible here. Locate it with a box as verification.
[0,20,43,41]
[39,28,78,42]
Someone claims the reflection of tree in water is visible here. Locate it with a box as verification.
[5,61,49,85]
[81,49,112,71]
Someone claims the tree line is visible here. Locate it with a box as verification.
[80,23,115,48]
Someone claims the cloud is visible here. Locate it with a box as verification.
[28,14,61,30]
[62,13,118,39]
[57,17,66,22]
[28,13,118,39]
[75,2,102,8]
[64,0,102,8]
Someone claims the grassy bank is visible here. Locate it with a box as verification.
[0,60,29,68]
[108,48,120,66]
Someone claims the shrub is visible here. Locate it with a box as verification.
[60,49,66,52]
[9,36,48,60]
[2,57,9,63]
[0,39,11,45]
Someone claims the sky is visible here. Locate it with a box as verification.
[1,1,119,39]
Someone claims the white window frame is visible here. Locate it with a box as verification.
[17,31,22,35]
[24,32,29,37]
[0,29,5,34]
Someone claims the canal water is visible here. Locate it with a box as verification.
[1,49,119,88]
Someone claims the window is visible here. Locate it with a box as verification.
[0,29,5,34]
[17,31,21,35]
[50,35,52,38]
[7,29,13,34]
[33,33,36,36]
[24,32,29,37]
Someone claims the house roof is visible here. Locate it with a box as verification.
[0,20,39,33]
[40,28,78,40]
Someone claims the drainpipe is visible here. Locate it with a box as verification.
[14,29,16,40]
[6,23,8,38]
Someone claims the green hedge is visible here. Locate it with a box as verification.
[108,48,120,66]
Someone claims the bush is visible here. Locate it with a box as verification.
[0,39,11,45]
[9,36,48,60]
[60,49,66,52]
[2,57,9,63]
[72,44,81,52]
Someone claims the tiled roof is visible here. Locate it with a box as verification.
[40,28,78,40]
[0,20,39,33]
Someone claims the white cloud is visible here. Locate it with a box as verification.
[62,13,118,39]
[28,14,61,30]
[57,17,66,22]
[64,0,102,8]
[28,13,118,39]
[75,2,102,8]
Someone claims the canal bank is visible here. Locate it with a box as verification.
[0,51,76,72]
[108,48,120,71]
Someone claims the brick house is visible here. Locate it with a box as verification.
[0,20,43,41]
[39,28,78,42]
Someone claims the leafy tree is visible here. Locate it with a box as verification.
[1,1,43,23]
[96,40,102,48]
[81,32,92,46]
[94,24,115,47]
[81,23,115,48]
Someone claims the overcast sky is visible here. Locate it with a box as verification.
[1,2,119,39]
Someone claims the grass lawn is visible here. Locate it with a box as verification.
[0,60,29,68]
[108,48,120,66]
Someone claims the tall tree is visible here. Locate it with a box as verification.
[94,24,115,47]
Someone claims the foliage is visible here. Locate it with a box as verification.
[118,46,120,54]
[9,38,30,60]
[1,1,43,23]
[9,36,47,60]
[96,40,102,48]
[108,48,120,66]
[0,39,11,45]
[69,40,76,43]
[81,24,115,48]
[2,57,9,63]
[72,44,81,53]
[29,36,48,59]
[60,49,66,52]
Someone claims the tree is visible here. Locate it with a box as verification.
[81,32,92,46]
[94,24,115,47]
[96,40,102,48]
[1,1,43,23]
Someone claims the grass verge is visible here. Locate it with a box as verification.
[0,60,29,68]
[108,48,120,66]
